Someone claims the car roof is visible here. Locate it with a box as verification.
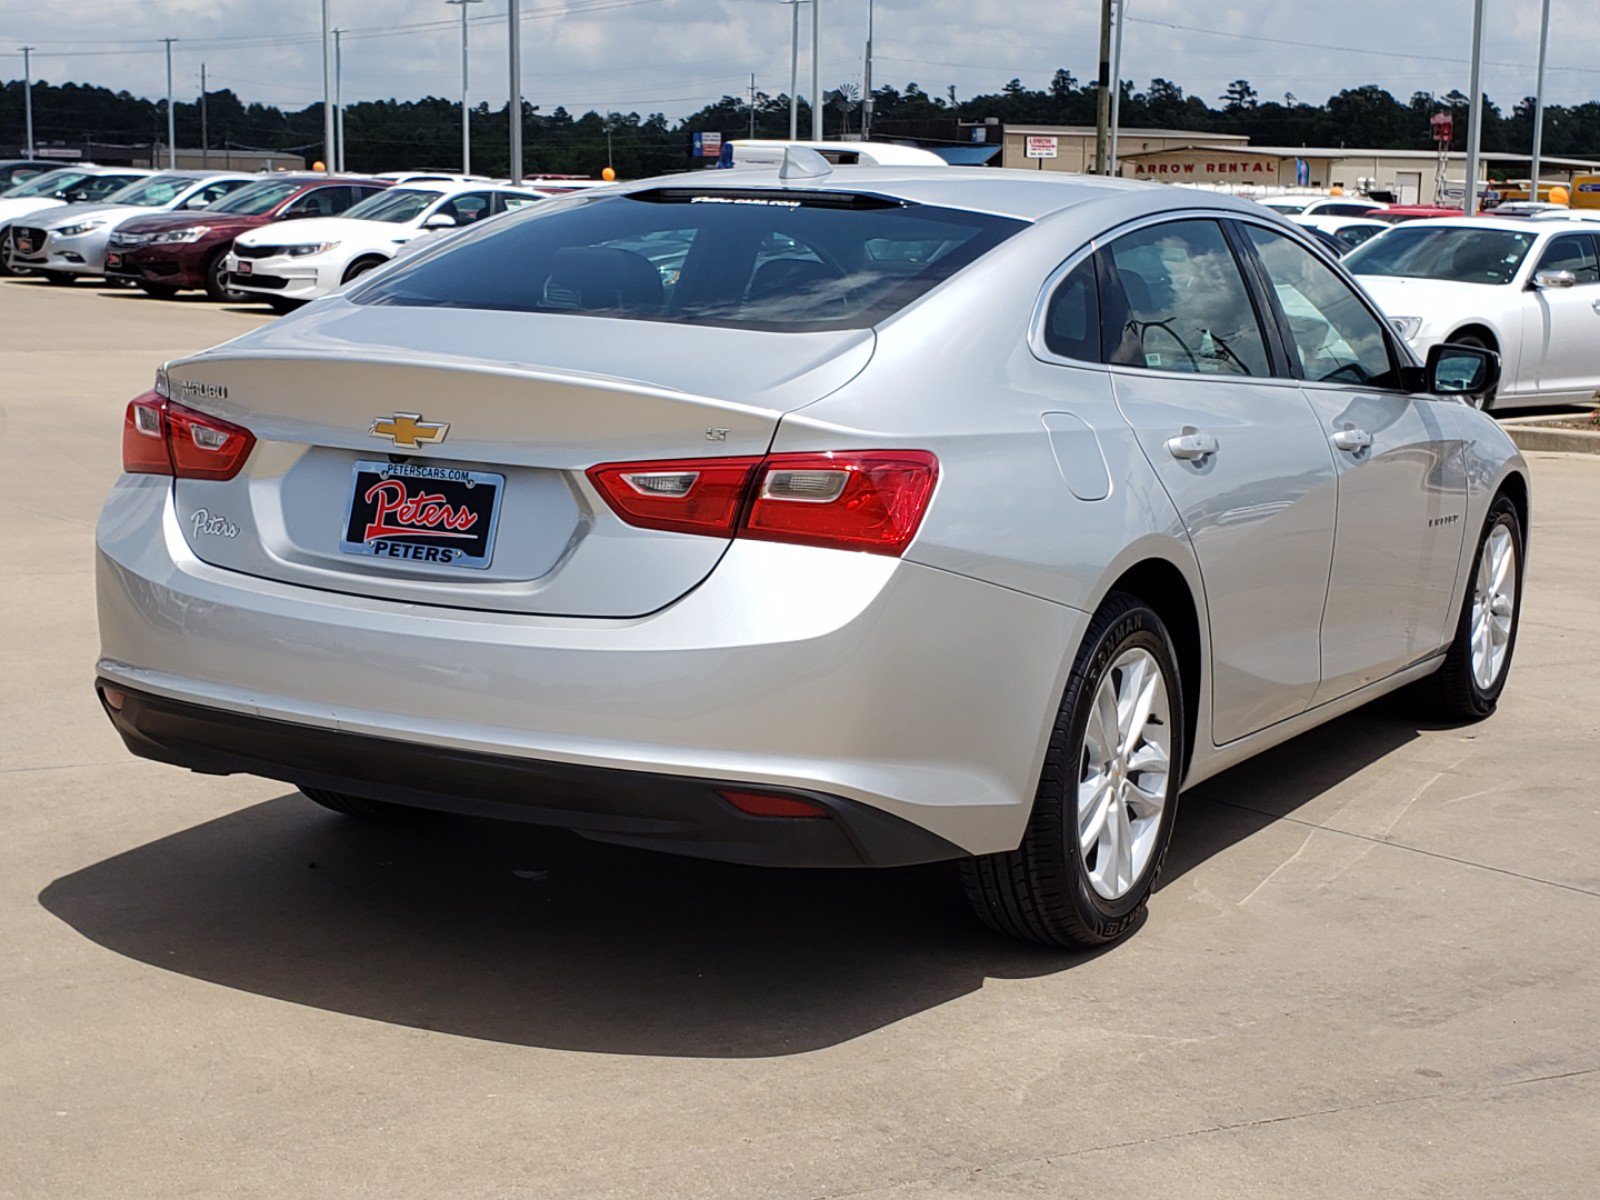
[604,163,1261,223]
[1392,215,1594,235]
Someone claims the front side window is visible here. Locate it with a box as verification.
[208,179,304,216]
[1535,234,1600,284]
[1246,225,1399,389]
[1099,219,1271,376]
[82,174,148,201]
[1344,226,1535,285]
[353,189,1025,332]
[184,179,248,209]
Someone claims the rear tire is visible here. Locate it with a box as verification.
[136,282,180,300]
[961,592,1185,947]
[300,787,405,821]
[204,253,246,302]
[1415,495,1523,722]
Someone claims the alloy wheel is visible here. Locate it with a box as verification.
[1470,523,1516,691]
[1077,647,1171,901]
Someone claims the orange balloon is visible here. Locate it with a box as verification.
[1549,185,1571,206]
[312,160,327,172]
[1329,185,1344,196]
[601,166,617,182]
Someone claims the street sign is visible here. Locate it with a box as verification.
[1024,136,1058,160]
[693,131,723,159]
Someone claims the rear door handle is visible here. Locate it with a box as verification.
[1166,430,1219,462]
[1331,427,1373,454]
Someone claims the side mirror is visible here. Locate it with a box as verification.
[185,197,213,209]
[422,213,456,229]
[65,189,89,203]
[1424,342,1500,399]
[1532,268,1577,290]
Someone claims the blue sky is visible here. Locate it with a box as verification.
[3,0,1597,117]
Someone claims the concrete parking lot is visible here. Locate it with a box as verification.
[2,274,1597,1199]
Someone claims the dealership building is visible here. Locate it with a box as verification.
[882,119,1600,204]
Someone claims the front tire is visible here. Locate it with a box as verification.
[341,256,385,285]
[1416,496,1523,721]
[961,593,1185,947]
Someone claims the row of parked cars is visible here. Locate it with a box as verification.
[0,160,554,311]
[1252,192,1600,411]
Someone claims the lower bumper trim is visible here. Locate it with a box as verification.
[97,681,964,869]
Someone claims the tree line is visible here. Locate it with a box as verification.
[2,70,1597,178]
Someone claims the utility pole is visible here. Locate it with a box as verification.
[810,0,822,140]
[1529,0,1551,196]
[447,0,483,175]
[508,0,523,183]
[21,46,35,159]
[1094,0,1112,174]
[333,28,345,171]
[1108,0,1126,174]
[162,38,177,168]
[320,0,335,172]
[1463,0,1486,214]
[200,62,209,167]
[862,0,873,140]
[749,72,757,137]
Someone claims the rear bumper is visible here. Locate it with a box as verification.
[98,681,963,867]
[95,476,1086,858]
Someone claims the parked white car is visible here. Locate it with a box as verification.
[1291,214,1390,255]
[224,181,546,311]
[5,171,255,283]
[1260,194,1387,219]
[1345,216,1600,410]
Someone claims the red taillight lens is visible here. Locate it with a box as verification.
[588,450,938,556]
[587,457,761,537]
[164,400,255,481]
[718,789,831,819]
[122,391,172,475]
[120,393,255,482]
[743,451,938,556]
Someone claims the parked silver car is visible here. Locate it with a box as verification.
[95,161,1528,947]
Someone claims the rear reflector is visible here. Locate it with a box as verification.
[588,449,938,556]
[121,392,256,481]
[718,789,831,819]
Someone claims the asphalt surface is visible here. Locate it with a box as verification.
[3,274,1598,1199]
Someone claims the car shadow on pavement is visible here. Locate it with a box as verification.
[39,699,1423,1057]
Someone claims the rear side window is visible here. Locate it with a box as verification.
[1042,257,1101,361]
[352,189,1025,332]
[1098,219,1271,376]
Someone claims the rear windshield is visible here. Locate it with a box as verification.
[352,188,1026,331]
[209,179,304,216]
[1344,226,1534,285]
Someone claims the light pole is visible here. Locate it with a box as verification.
[1094,0,1111,174]
[1529,0,1551,196]
[508,0,523,183]
[320,1,335,172]
[810,0,822,140]
[333,28,346,171]
[20,46,35,159]
[862,0,873,140]
[446,0,483,175]
[1108,0,1126,174]
[1463,0,1486,214]
[782,0,806,140]
[162,38,177,167]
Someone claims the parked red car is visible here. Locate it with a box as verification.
[1371,204,1467,223]
[105,175,388,300]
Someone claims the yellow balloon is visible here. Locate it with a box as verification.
[1548,185,1570,206]
[601,166,617,182]
[312,160,327,172]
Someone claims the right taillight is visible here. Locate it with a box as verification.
[588,449,938,557]
[121,392,255,481]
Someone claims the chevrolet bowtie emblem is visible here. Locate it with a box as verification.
[370,413,449,448]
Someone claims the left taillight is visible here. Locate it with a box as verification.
[587,449,939,557]
[122,391,255,481]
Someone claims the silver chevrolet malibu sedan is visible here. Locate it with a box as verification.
[95,158,1528,947]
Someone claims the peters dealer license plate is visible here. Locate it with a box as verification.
[14,234,34,254]
[106,251,123,269]
[235,260,252,275]
[340,460,503,570]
